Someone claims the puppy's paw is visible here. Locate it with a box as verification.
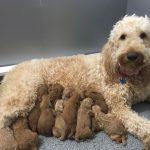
[55,100,63,112]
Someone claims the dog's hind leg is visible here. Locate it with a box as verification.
[0,71,44,128]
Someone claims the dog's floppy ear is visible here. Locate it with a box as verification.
[102,41,116,81]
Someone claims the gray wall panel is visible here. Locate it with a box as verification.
[127,0,150,16]
[0,0,126,66]
[0,0,42,65]
[42,0,127,54]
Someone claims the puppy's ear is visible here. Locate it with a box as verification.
[102,41,116,81]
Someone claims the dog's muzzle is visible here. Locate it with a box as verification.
[117,51,147,76]
[119,51,146,67]
[126,52,145,65]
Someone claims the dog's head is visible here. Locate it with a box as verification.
[102,15,150,80]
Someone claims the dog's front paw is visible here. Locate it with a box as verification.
[143,136,150,150]
[110,134,127,146]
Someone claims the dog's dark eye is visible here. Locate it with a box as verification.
[119,34,126,40]
[140,32,147,39]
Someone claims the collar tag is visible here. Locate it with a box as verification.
[119,78,127,84]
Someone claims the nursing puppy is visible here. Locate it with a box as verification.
[82,88,108,132]
[28,101,40,132]
[28,84,48,132]
[82,87,108,113]
[75,98,94,142]
[92,105,127,145]
[53,87,80,140]
[0,127,18,150]
[12,117,38,150]
[37,95,55,136]
[37,84,48,102]
[29,83,63,133]
[48,83,64,108]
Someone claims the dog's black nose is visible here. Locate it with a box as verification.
[127,52,138,61]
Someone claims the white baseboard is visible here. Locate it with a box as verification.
[0,65,16,76]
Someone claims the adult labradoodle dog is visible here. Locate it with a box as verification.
[1,15,150,148]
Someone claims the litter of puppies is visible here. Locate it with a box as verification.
[2,83,127,149]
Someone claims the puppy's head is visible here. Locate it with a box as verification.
[80,98,94,109]
[63,87,80,107]
[62,87,76,99]
[40,95,52,109]
[48,83,64,97]
[37,84,48,101]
